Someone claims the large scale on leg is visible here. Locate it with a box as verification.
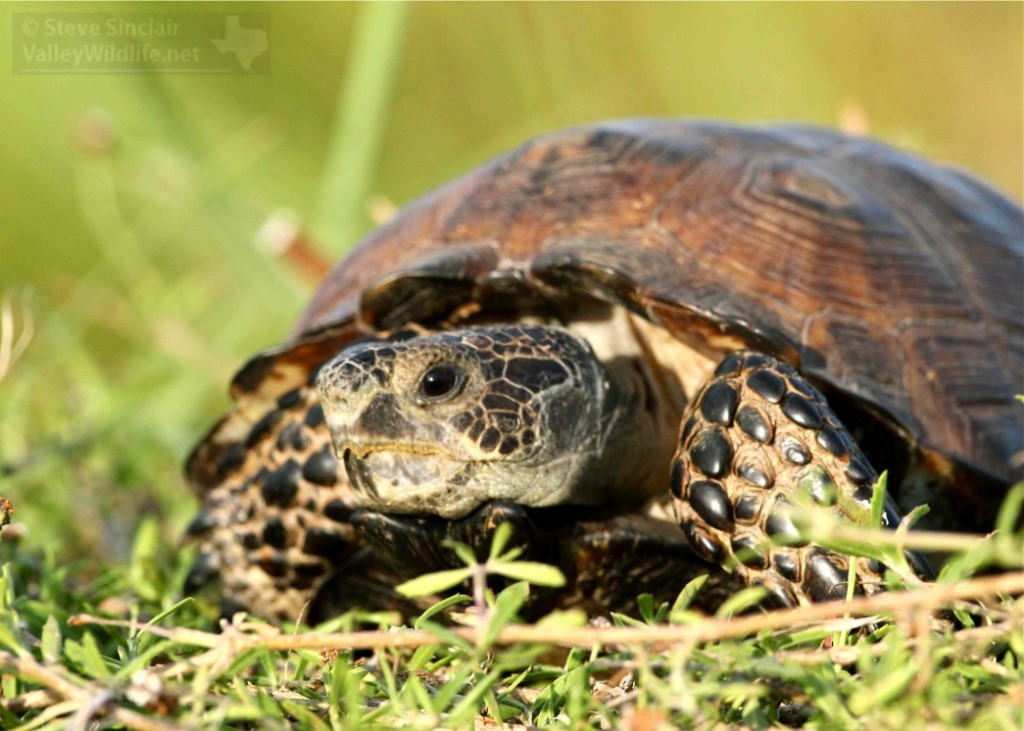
[185,120,1023,622]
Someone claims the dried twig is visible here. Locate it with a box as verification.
[0,652,188,731]
[258,211,332,284]
[0,651,90,702]
[71,571,1023,654]
[0,289,33,384]
[106,707,192,731]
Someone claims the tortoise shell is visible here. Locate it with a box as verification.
[191,120,1023,535]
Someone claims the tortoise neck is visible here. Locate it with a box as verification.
[585,349,680,510]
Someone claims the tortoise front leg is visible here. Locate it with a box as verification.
[671,351,932,608]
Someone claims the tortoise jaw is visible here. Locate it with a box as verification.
[341,445,475,516]
[342,448,379,500]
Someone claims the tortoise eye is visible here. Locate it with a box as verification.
[418,364,465,402]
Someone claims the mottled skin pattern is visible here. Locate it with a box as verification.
[317,326,665,519]
[184,382,373,621]
[185,120,1022,623]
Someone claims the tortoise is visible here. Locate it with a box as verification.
[184,120,1023,623]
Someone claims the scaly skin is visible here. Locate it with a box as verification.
[671,352,932,608]
[316,325,669,518]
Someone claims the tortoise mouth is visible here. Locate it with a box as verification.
[342,446,469,511]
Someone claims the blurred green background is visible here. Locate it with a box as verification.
[0,2,1021,565]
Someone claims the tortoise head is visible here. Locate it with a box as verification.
[315,325,622,518]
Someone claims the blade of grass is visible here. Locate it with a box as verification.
[313,2,410,251]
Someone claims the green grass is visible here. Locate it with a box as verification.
[0,499,1021,730]
[1,4,1022,728]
